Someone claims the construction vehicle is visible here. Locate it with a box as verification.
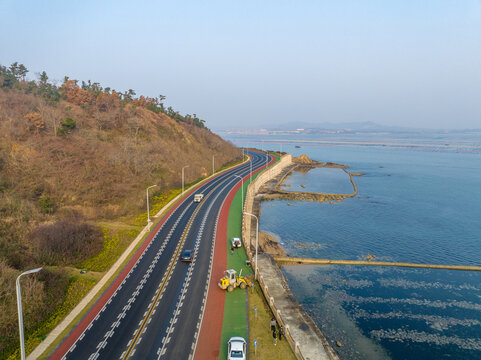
[218,269,253,292]
[193,194,204,203]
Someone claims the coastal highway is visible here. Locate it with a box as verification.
[49,150,271,360]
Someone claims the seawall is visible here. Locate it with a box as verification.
[242,154,338,360]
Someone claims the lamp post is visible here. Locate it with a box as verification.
[250,156,252,184]
[146,184,158,226]
[243,212,258,279]
[182,165,189,194]
[16,267,42,360]
[212,155,215,175]
[233,175,244,212]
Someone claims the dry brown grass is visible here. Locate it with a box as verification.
[0,87,240,359]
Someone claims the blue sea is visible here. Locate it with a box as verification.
[225,132,481,360]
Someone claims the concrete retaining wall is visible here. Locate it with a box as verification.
[241,153,338,360]
[242,153,292,252]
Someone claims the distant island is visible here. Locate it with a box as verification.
[217,121,481,135]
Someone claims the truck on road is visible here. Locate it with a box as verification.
[194,194,204,203]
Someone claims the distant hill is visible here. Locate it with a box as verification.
[219,120,481,134]
[0,63,240,358]
[272,120,388,131]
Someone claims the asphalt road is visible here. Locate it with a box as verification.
[50,150,270,360]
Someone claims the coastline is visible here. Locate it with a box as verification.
[254,155,360,259]
[243,154,342,360]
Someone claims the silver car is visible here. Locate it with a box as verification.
[227,337,246,360]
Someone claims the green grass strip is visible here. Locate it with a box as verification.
[218,166,265,359]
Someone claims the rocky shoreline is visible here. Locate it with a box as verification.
[251,155,361,259]
[258,231,286,256]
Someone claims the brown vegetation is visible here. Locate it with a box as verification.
[0,81,239,357]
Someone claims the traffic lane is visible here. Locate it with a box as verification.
[160,190,222,359]
[64,202,196,359]
[128,193,220,359]
[132,176,237,359]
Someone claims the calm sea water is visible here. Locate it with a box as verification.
[225,133,481,359]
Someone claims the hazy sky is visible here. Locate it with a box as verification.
[1,0,480,130]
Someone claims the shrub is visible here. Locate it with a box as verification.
[32,219,103,265]
[38,195,55,214]
[56,116,76,136]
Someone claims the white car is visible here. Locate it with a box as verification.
[231,237,242,248]
[227,337,246,360]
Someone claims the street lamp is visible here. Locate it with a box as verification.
[182,165,189,194]
[250,156,252,184]
[243,212,258,279]
[146,184,158,226]
[233,175,244,212]
[212,155,215,175]
[16,267,42,360]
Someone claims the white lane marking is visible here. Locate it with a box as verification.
[86,204,194,359]
[157,175,237,359]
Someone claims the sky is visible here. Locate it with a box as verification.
[1,0,481,130]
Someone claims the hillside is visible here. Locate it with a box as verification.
[0,64,240,358]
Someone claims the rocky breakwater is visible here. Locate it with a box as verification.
[262,154,362,204]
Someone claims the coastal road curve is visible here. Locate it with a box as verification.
[49,150,272,360]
